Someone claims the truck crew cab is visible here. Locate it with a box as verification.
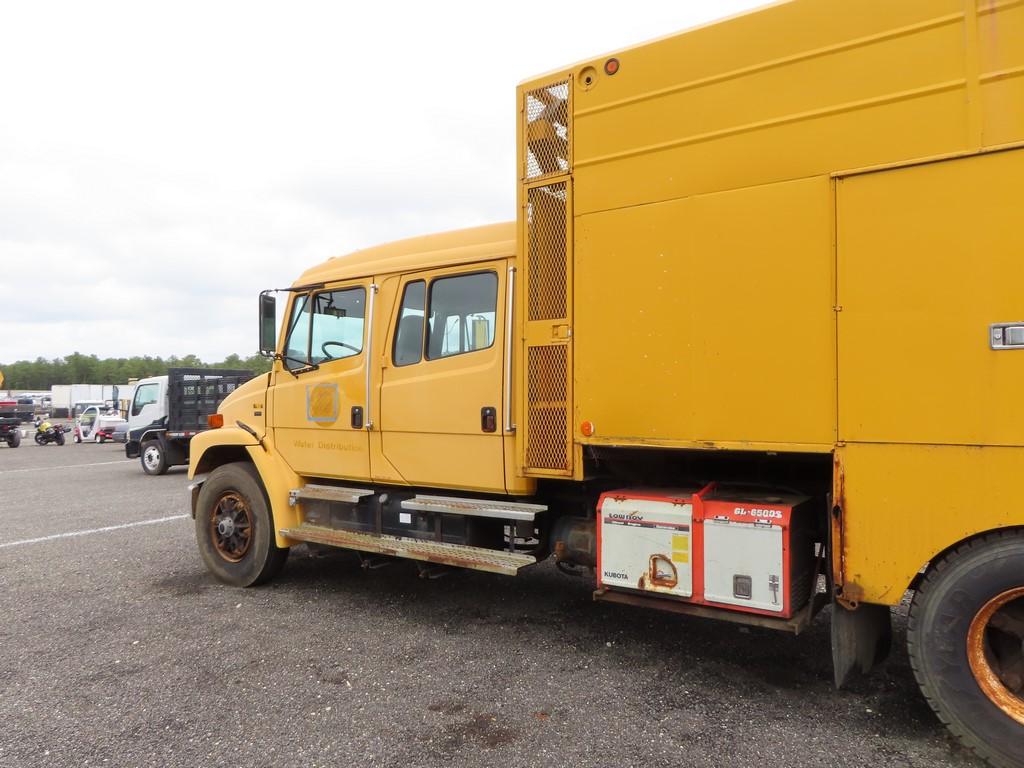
[188,2,1024,765]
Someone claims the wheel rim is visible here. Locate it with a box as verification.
[967,587,1024,725]
[143,446,161,470]
[209,492,253,563]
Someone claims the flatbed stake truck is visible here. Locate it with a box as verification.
[188,3,1024,765]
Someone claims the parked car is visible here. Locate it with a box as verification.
[16,398,34,422]
[0,417,21,447]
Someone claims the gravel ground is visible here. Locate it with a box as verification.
[0,441,986,768]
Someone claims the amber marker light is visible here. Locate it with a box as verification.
[604,58,620,75]
[581,420,596,437]
[208,413,224,429]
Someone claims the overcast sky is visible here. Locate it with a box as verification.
[0,0,767,364]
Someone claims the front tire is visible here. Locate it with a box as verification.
[34,433,45,445]
[141,440,168,475]
[194,462,288,587]
[908,530,1024,768]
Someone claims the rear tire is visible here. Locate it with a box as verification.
[8,431,20,448]
[141,440,168,475]
[908,530,1024,768]
[194,462,288,587]
[56,432,65,446]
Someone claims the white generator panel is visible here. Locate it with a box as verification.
[703,519,785,613]
[598,490,695,599]
[699,489,814,617]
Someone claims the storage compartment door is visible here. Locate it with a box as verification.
[703,520,784,613]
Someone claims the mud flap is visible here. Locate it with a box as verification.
[831,601,892,688]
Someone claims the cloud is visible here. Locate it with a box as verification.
[0,0,767,363]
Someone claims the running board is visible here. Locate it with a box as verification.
[400,494,547,522]
[289,484,375,506]
[279,524,536,576]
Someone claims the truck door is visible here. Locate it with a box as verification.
[375,262,507,493]
[128,380,164,433]
[271,280,371,480]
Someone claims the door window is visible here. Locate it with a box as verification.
[131,384,159,416]
[283,287,366,369]
[426,272,497,360]
[393,281,425,366]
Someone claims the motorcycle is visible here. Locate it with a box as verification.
[34,419,67,446]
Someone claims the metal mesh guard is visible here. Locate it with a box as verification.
[525,80,569,180]
[527,182,568,322]
[526,345,569,471]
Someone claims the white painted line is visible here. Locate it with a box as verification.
[0,460,129,474]
[0,514,189,549]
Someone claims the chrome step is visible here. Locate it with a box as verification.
[289,484,375,506]
[400,494,546,522]
[279,524,536,576]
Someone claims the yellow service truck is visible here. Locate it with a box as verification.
[188,2,1024,764]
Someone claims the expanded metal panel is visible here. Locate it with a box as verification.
[526,345,570,471]
[527,182,568,322]
[525,80,570,180]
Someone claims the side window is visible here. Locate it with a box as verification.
[426,272,498,360]
[309,288,366,363]
[131,383,159,417]
[283,293,311,369]
[393,281,425,366]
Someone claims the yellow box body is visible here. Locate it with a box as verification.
[516,0,1024,605]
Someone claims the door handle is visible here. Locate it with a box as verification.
[481,407,497,433]
[991,323,1024,349]
[351,406,364,430]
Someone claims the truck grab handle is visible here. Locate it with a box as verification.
[504,266,516,433]
[365,283,379,430]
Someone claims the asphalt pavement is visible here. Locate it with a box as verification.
[0,440,986,768]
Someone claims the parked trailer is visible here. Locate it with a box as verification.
[188,3,1024,766]
[126,369,253,475]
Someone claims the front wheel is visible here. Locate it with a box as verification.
[34,433,45,445]
[908,530,1024,768]
[194,462,288,587]
[141,440,168,475]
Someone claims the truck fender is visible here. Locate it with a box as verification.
[188,427,258,479]
[188,427,301,548]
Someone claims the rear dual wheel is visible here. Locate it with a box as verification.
[195,462,288,587]
[909,530,1024,768]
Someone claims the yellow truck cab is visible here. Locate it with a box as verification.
[189,2,1024,764]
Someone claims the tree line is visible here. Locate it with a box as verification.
[0,353,272,390]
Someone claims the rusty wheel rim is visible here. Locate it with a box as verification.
[967,587,1024,725]
[210,492,253,563]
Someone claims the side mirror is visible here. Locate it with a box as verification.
[259,292,277,356]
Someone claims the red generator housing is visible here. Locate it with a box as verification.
[597,484,817,619]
